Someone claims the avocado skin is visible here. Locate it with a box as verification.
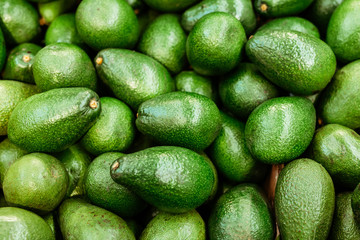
[254,0,314,17]
[0,27,5,71]
[317,60,360,129]
[110,146,215,213]
[186,12,246,76]
[309,124,360,189]
[352,183,360,223]
[138,14,187,75]
[95,49,174,110]
[140,210,205,240]
[7,88,101,153]
[59,198,135,240]
[330,192,360,240]
[0,80,40,136]
[0,207,54,240]
[136,91,221,151]
[208,184,274,240]
[39,0,78,25]
[219,63,279,120]
[245,97,316,164]
[275,158,335,240]
[143,0,199,12]
[182,0,256,35]
[326,0,360,63]
[75,0,139,50]
[84,152,147,218]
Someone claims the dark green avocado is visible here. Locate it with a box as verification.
[254,0,314,17]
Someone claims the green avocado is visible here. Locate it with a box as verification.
[0,27,5,71]
[254,0,314,17]
[142,0,199,12]
[352,183,360,223]
[39,0,78,25]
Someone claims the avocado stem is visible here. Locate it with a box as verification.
[111,161,119,171]
[89,99,99,109]
[96,57,103,65]
[22,55,31,63]
[260,3,268,12]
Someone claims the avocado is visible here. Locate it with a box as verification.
[254,0,314,17]
[186,12,246,76]
[110,146,215,213]
[95,49,174,110]
[275,158,335,239]
[246,30,336,95]
[33,43,97,91]
[245,97,316,164]
[352,183,360,223]
[3,43,42,84]
[59,198,135,240]
[0,0,41,45]
[0,138,27,188]
[136,91,221,151]
[75,0,139,50]
[140,210,205,240]
[219,63,280,120]
[309,124,360,189]
[43,212,56,237]
[0,80,40,136]
[317,60,360,129]
[175,71,218,102]
[209,112,269,183]
[138,14,187,75]
[208,183,274,240]
[3,153,68,214]
[7,88,100,153]
[0,207,54,240]
[80,97,135,155]
[330,192,360,240]
[326,0,360,63]
[142,0,199,12]
[0,27,5,71]
[84,152,147,218]
[200,152,219,202]
[39,0,78,25]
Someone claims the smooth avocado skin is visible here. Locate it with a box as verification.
[59,198,136,240]
[7,88,101,153]
[219,63,279,120]
[80,97,136,155]
[309,124,360,189]
[208,184,274,240]
[138,14,187,75]
[143,0,199,12]
[110,146,215,213]
[136,91,221,151]
[84,152,147,218]
[3,43,42,84]
[39,0,78,25]
[275,158,335,240]
[352,183,360,223]
[317,60,360,129]
[182,0,256,35]
[0,80,40,136]
[95,49,174,110]
[75,0,139,50]
[254,0,314,17]
[0,207,54,240]
[246,30,336,95]
[245,97,316,164]
[326,0,360,63]
[140,210,205,240]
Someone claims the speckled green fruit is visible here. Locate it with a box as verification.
[208,184,274,240]
[136,92,221,151]
[110,146,215,213]
[0,80,40,136]
[143,0,199,12]
[39,0,78,25]
[0,207,54,240]
[245,97,316,164]
[317,60,360,129]
[326,0,360,63]
[200,153,219,201]
[275,158,335,240]
[8,88,101,153]
[352,183,360,223]
[186,12,246,76]
[95,49,174,110]
[181,0,256,35]
[246,30,336,95]
[140,210,205,240]
[33,43,97,91]
[0,0,40,45]
[0,138,27,188]
[85,152,147,218]
[59,198,135,240]
[255,0,314,17]
[138,14,186,75]
[219,63,279,120]
[75,0,139,50]
[3,153,68,214]
[80,97,135,155]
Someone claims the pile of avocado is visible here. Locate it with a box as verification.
[1,0,360,239]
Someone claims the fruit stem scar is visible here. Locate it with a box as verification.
[249,35,254,40]
[96,57,103,65]
[112,161,119,171]
[22,55,31,63]
[89,98,99,109]
[134,9,140,15]
[136,113,138,118]
[260,3,268,12]
[39,17,46,26]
